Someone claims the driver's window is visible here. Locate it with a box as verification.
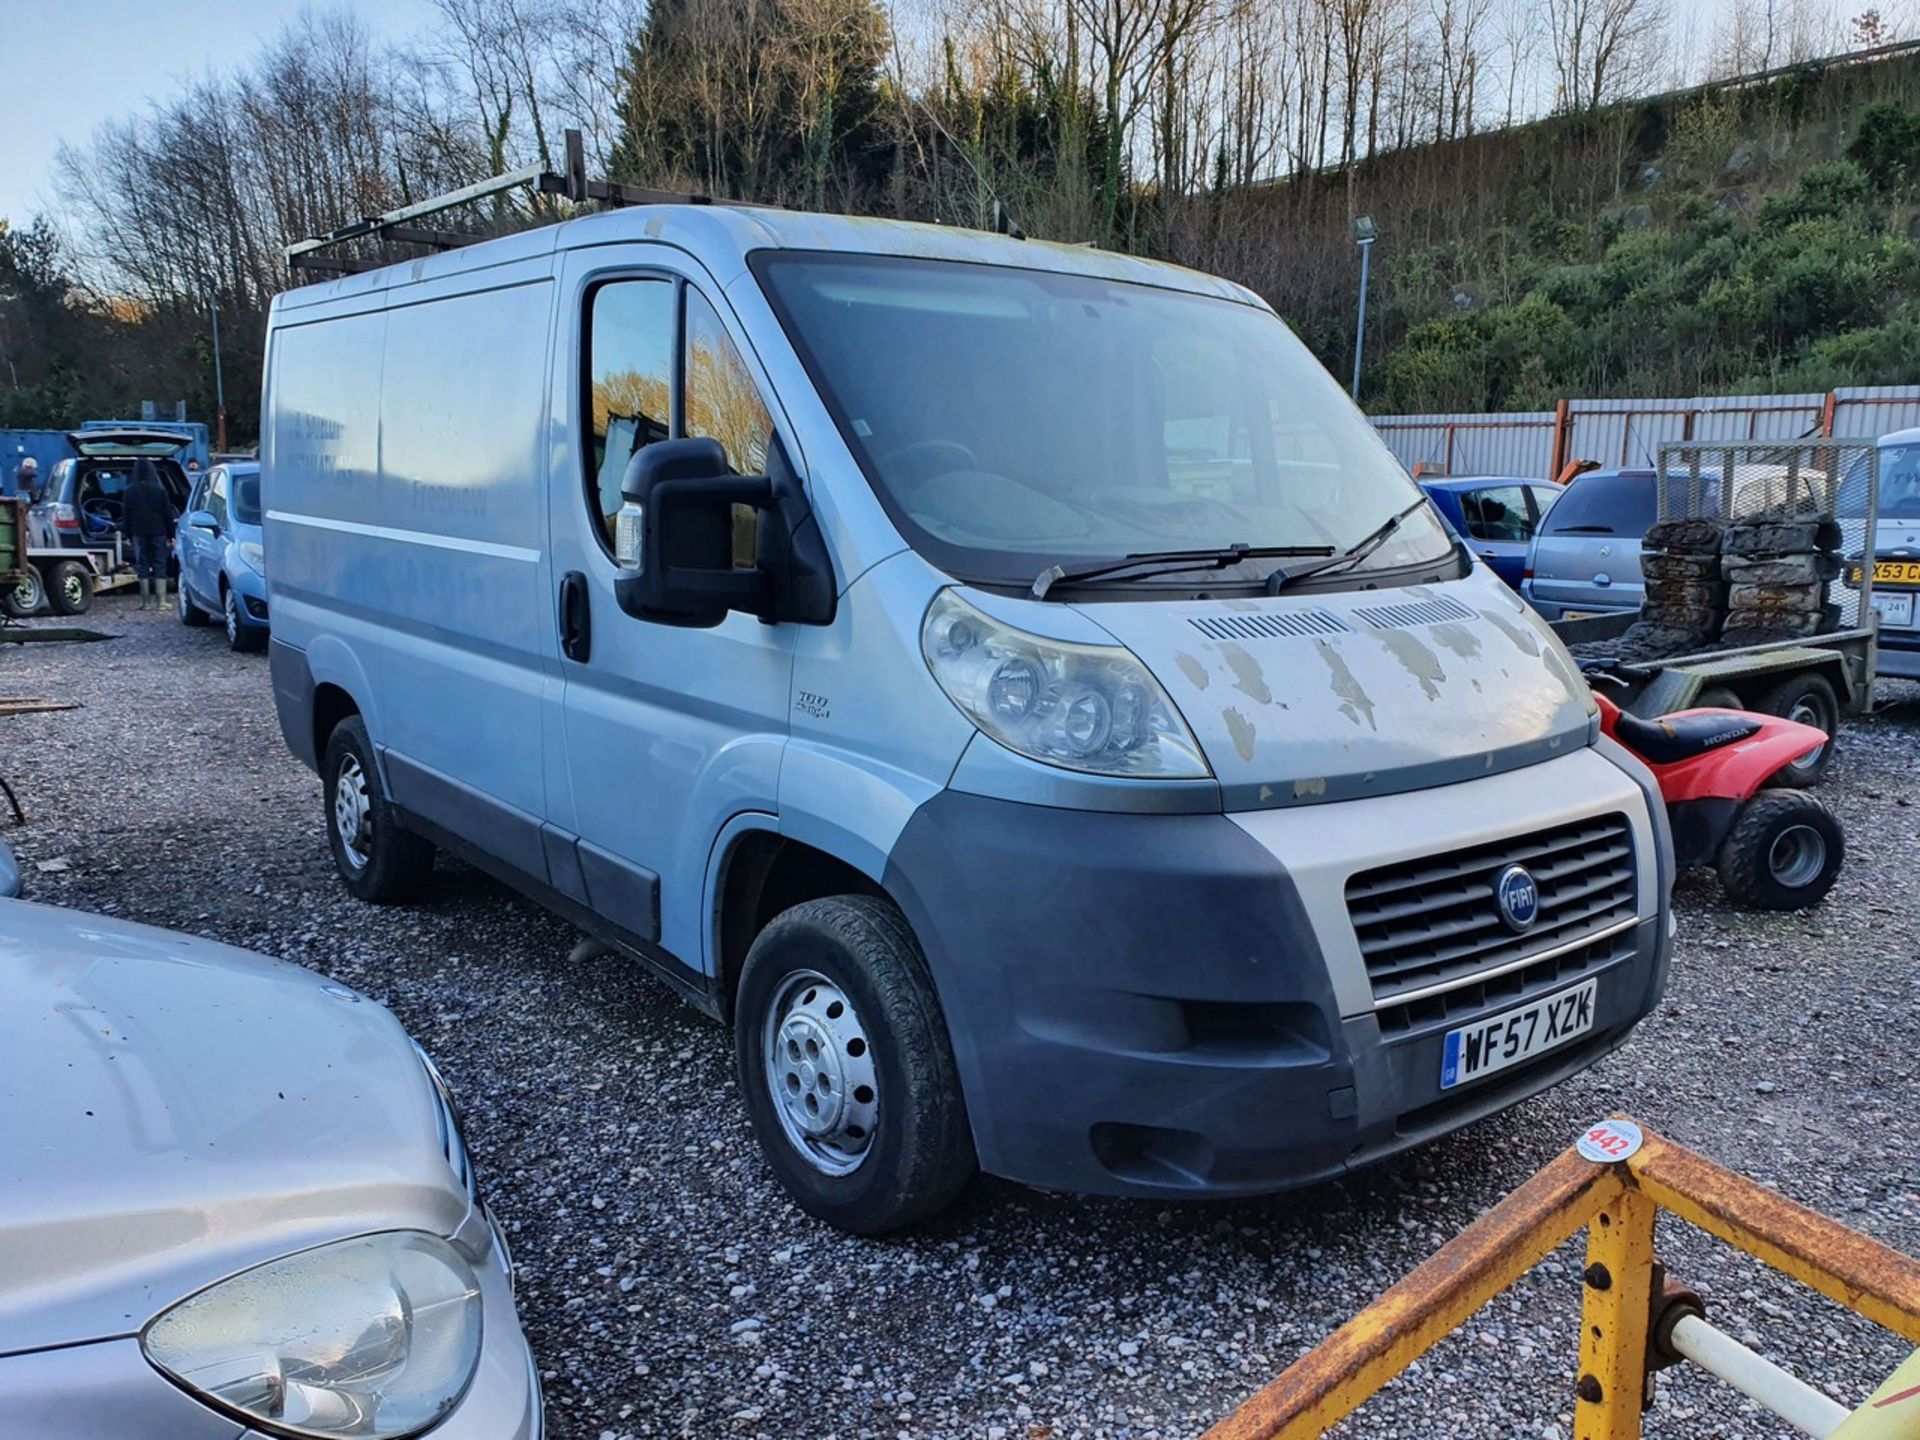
[584,277,674,546]
[207,472,229,528]
[684,290,774,567]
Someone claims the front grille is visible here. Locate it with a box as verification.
[1347,813,1637,1011]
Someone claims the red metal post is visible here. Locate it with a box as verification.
[1550,399,1570,484]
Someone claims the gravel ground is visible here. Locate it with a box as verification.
[5,599,1920,1439]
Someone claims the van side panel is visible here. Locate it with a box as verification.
[365,273,559,869]
[263,301,391,752]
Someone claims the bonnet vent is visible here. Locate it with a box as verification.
[1187,610,1351,641]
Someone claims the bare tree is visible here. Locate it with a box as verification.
[1066,0,1217,240]
[1543,0,1667,112]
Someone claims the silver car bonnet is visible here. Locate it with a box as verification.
[1071,573,1595,808]
[0,902,465,1355]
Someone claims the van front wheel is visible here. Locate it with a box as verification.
[735,896,975,1234]
[321,716,434,903]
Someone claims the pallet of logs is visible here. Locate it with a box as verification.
[1612,517,1729,659]
[1719,514,1843,645]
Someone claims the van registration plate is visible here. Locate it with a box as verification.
[1872,591,1916,628]
[1439,978,1597,1090]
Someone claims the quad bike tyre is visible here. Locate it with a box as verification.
[1716,788,1844,910]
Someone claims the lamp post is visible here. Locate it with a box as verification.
[1351,214,1378,402]
[206,288,226,454]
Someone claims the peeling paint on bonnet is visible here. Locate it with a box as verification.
[1074,572,1591,809]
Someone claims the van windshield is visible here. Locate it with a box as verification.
[1883,444,1920,517]
[753,252,1451,588]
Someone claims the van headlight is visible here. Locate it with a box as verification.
[141,1232,483,1438]
[921,590,1210,778]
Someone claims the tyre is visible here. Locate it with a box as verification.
[224,588,265,652]
[47,560,92,616]
[321,715,435,903]
[734,896,976,1234]
[1715,789,1843,910]
[2,566,45,619]
[178,578,210,627]
[1756,671,1839,787]
[1692,685,1742,711]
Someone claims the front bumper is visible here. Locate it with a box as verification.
[1520,583,1639,622]
[225,565,271,627]
[1876,628,1920,679]
[0,1213,539,1440]
[883,746,1672,1199]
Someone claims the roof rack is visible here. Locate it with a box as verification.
[284,129,721,277]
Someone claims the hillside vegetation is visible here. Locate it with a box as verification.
[7,7,1920,437]
[1340,66,1920,412]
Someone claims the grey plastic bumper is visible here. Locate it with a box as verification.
[883,749,1672,1199]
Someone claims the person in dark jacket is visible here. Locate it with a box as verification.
[122,458,177,610]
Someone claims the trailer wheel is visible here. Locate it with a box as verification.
[1716,789,1843,910]
[1757,671,1838,787]
[47,560,93,616]
[1693,685,1742,711]
[2,567,44,619]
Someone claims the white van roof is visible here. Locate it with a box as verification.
[271,204,1263,316]
[1881,426,1920,447]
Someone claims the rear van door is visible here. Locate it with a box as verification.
[544,246,796,976]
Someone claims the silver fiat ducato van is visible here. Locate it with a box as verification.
[263,206,1674,1233]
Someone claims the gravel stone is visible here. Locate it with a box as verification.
[5,601,1918,1438]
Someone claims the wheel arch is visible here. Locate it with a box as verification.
[710,822,889,1023]
[299,636,382,775]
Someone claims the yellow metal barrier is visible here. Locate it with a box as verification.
[1205,1119,1920,1440]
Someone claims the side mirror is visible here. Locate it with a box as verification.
[614,437,835,630]
[188,509,219,532]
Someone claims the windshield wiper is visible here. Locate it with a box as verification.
[1551,524,1617,535]
[1265,497,1432,595]
[1031,543,1335,599]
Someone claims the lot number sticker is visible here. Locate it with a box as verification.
[1576,1119,1643,1163]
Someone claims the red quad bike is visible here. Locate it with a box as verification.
[1585,668,1845,910]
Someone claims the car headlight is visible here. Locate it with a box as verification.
[236,539,266,574]
[141,1232,483,1438]
[921,590,1210,778]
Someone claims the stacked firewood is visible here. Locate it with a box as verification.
[1625,517,1729,656]
[1719,515,1843,645]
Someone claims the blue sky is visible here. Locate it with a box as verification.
[0,0,439,225]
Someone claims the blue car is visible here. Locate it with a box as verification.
[176,461,269,650]
[1419,476,1564,590]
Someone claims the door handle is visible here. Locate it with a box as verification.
[559,570,591,663]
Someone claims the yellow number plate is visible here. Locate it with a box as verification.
[1848,559,1920,587]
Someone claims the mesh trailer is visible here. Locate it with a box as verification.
[1550,439,1892,782]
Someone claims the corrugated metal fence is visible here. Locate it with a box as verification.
[1372,386,1920,481]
